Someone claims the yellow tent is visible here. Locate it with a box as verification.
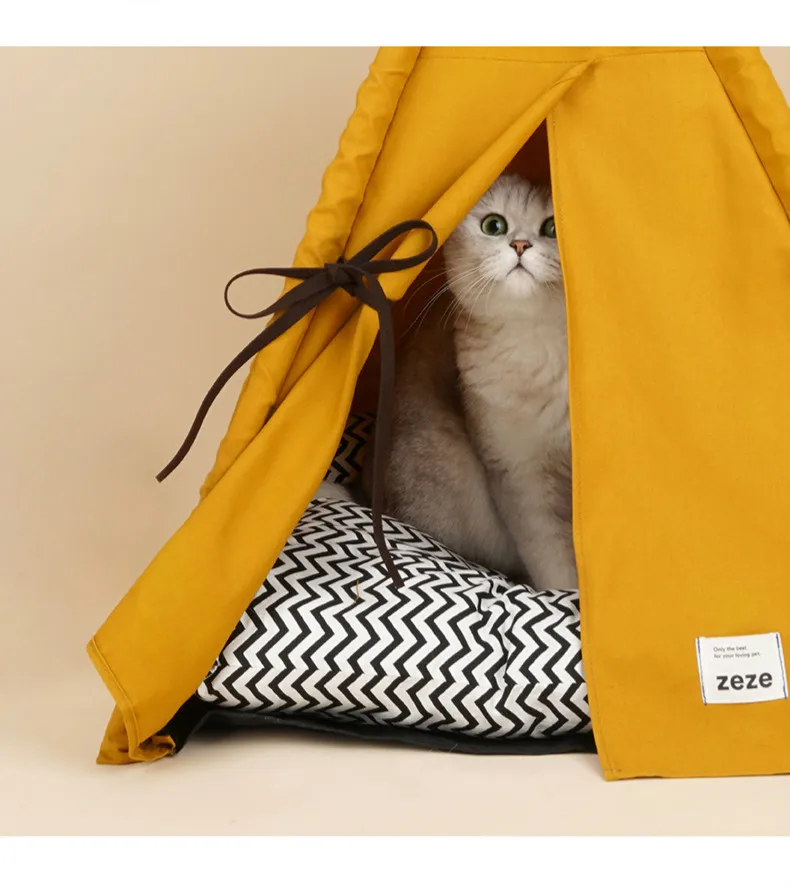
[88,46,790,780]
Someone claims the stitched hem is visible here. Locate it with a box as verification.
[548,109,611,781]
[420,48,704,64]
[704,48,790,226]
[88,638,176,764]
[275,49,423,409]
[87,637,140,762]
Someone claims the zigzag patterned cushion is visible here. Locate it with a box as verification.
[322,413,374,487]
[197,498,591,742]
[191,415,594,753]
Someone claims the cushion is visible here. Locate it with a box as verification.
[186,415,594,755]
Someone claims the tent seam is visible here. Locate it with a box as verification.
[88,637,140,754]
[548,108,612,780]
[199,49,420,496]
[271,50,424,412]
[704,49,790,226]
[421,48,704,64]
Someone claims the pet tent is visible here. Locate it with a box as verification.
[89,46,790,780]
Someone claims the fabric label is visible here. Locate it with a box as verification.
[696,633,788,705]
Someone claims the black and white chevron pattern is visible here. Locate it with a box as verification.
[322,413,374,487]
[198,497,590,741]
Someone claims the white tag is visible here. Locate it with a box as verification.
[696,633,788,705]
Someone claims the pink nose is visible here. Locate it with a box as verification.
[510,240,531,256]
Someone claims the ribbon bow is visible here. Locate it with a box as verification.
[157,219,439,587]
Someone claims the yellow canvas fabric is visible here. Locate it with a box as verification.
[549,48,790,779]
[89,47,790,779]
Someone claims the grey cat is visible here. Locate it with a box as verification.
[363,173,577,590]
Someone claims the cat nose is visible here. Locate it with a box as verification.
[510,240,531,256]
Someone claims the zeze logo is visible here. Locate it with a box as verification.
[715,671,773,692]
[696,633,788,705]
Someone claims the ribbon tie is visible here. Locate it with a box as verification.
[157,219,439,587]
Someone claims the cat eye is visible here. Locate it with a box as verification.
[540,217,557,238]
[481,214,508,236]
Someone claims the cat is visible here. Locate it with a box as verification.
[363,172,577,589]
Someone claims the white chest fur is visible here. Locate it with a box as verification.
[454,294,570,472]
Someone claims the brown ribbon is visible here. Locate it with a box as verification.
[156,219,439,587]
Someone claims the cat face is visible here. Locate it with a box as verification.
[444,174,562,311]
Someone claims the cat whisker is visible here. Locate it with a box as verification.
[441,293,470,330]
[402,263,482,314]
[407,286,454,338]
[405,267,484,338]
[449,273,490,331]
[450,278,491,331]
[465,277,494,331]
[402,269,452,306]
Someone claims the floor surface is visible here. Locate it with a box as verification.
[3,664,789,836]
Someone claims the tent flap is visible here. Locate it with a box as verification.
[551,47,790,778]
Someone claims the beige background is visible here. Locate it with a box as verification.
[1,47,789,836]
